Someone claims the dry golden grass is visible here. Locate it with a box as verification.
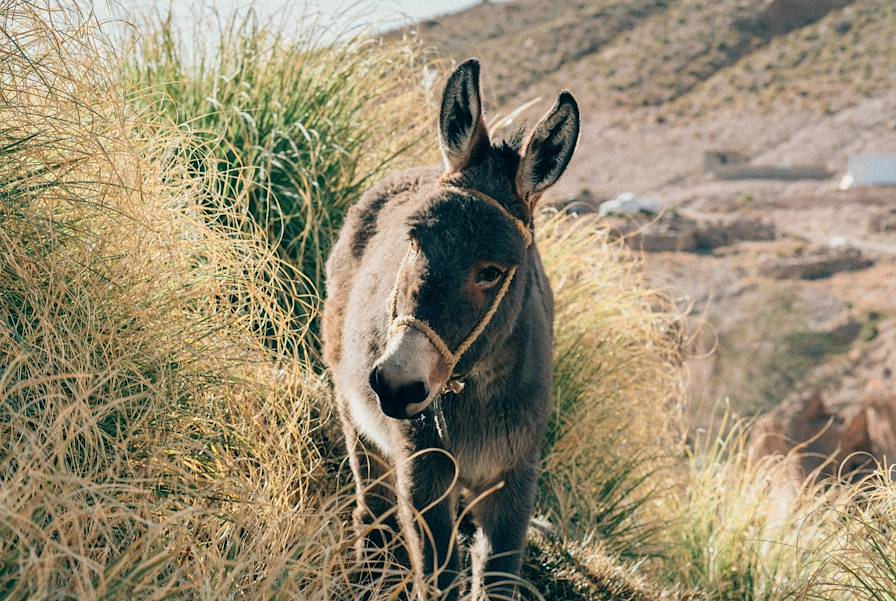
[656,410,896,601]
[0,4,345,597]
[7,3,895,601]
[660,413,834,600]
[537,217,686,558]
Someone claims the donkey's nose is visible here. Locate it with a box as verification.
[369,365,429,419]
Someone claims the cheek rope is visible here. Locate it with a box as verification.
[386,186,533,400]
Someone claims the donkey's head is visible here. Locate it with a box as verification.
[369,59,579,420]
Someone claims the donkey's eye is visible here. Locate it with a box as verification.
[475,265,505,287]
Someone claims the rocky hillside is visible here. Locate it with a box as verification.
[403,0,896,444]
[409,0,896,114]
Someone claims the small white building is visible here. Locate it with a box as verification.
[840,155,896,189]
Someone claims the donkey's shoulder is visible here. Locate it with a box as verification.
[344,166,440,262]
[322,166,438,369]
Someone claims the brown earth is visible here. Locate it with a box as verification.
[405,0,896,114]
[401,0,896,463]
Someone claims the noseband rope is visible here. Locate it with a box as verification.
[387,185,533,414]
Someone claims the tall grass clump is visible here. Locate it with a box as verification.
[0,4,359,597]
[658,412,896,601]
[661,416,822,600]
[130,10,436,330]
[536,218,685,559]
[806,467,896,601]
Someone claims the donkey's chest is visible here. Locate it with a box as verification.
[443,399,540,491]
[453,435,517,492]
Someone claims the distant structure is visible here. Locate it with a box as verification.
[704,150,831,181]
[839,155,896,189]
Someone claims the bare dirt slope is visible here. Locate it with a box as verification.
[400,0,896,433]
[410,0,895,112]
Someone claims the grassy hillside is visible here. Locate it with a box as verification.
[410,0,670,106]
[2,2,896,600]
[680,0,896,114]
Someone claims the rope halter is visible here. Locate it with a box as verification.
[387,185,533,398]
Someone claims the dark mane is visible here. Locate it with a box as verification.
[493,125,525,157]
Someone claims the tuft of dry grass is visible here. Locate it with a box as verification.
[129,8,438,345]
[0,3,345,597]
[537,217,686,559]
[804,466,896,601]
[656,409,896,601]
[659,413,834,601]
[523,533,684,601]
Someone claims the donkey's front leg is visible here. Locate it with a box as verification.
[470,461,538,600]
[396,446,461,600]
[343,428,406,598]
[336,405,415,601]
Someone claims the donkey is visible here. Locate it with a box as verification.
[322,59,579,599]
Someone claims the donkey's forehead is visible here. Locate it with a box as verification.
[407,191,526,264]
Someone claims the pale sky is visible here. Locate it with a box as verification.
[93,0,493,37]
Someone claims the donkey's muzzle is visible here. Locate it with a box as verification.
[369,327,448,419]
[369,366,429,419]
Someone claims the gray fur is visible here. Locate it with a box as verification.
[322,59,579,600]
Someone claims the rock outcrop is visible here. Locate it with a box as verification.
[606,210,776,253]
[523,532,699,601]
[749,383,896,481]
[753,0,854,35]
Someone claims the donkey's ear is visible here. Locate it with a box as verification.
[439,59,490,172]
[516,92,580,210]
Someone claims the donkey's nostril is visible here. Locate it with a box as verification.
[368,366,384,397]
[396,380,429,407]
[369,366,429,419]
